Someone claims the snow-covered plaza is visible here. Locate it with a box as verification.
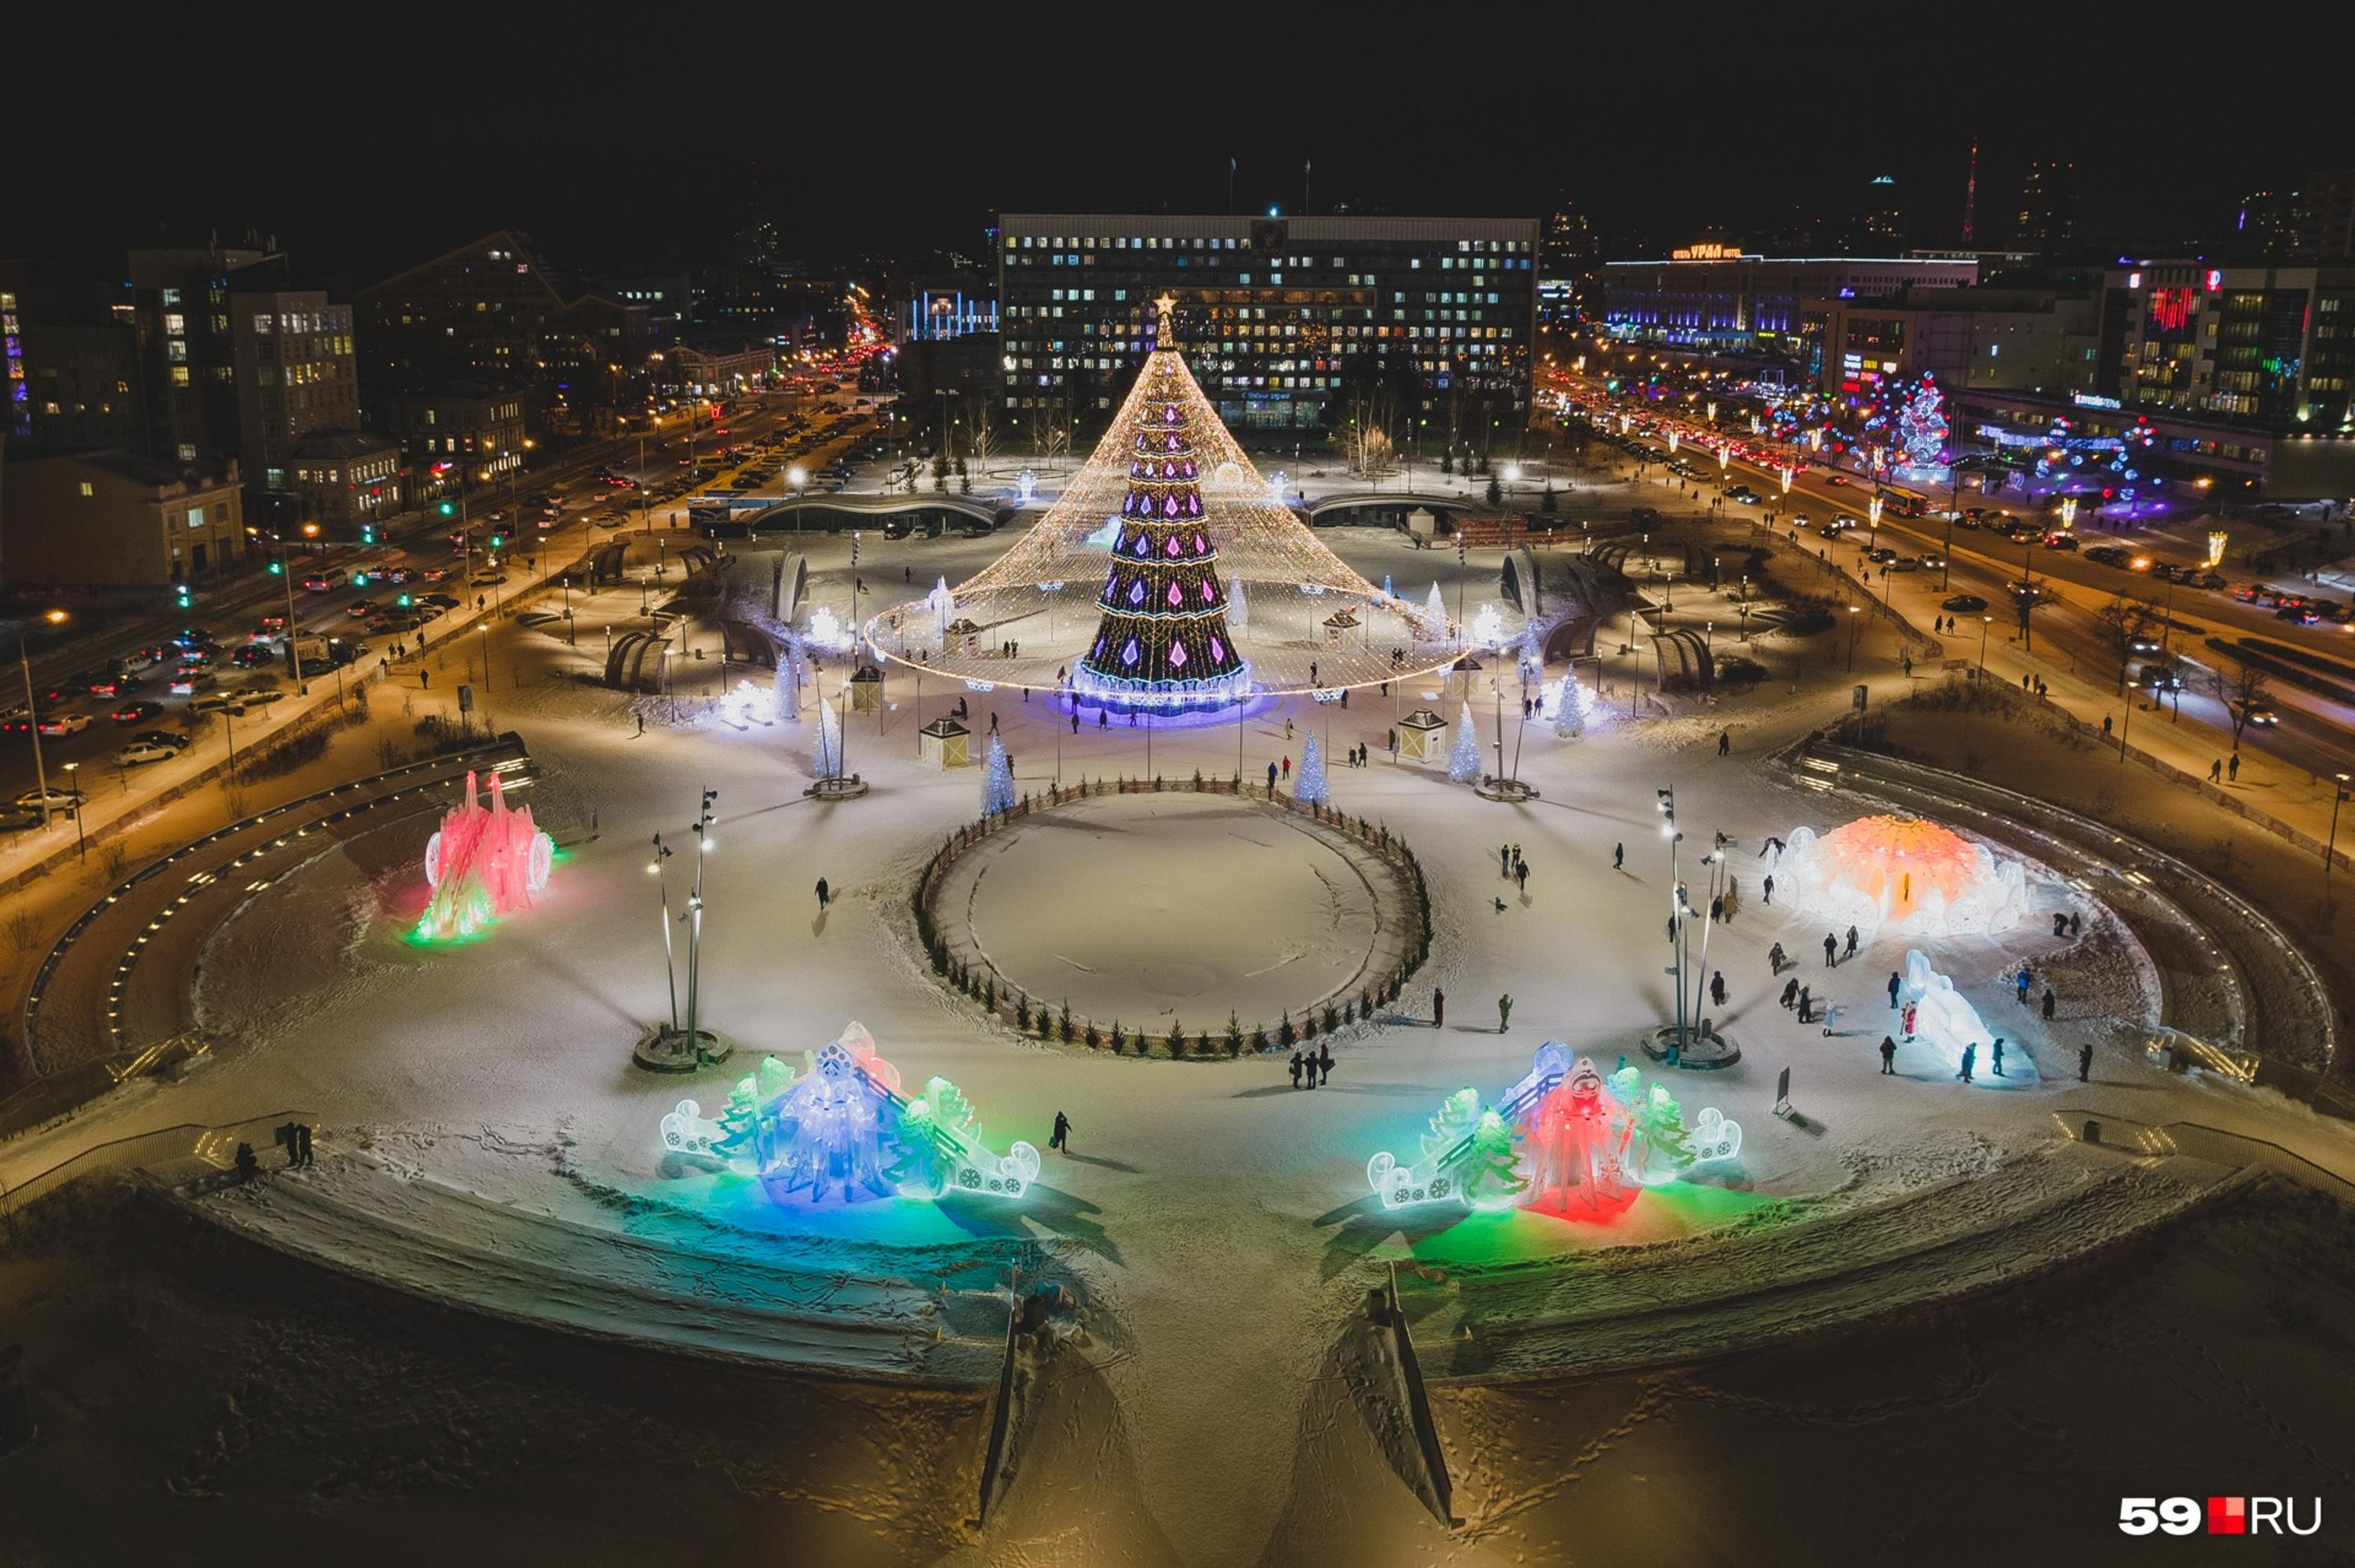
[4,363,2350,1566]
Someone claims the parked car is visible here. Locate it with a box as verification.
[112,701,164,724]
[131,729,190,751]
[469,571,509,587]
[114,739,180,767]
[14,786,83,813]
[231,689,287,713]
[169,671,218,696]
[0,806,45,833]
[189,691,239,714]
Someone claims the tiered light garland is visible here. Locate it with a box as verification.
[861,297,1462,696]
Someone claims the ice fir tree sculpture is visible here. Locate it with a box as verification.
[1294,731,1330,805]
[980,733,1016,816]
[1553,672,1586,739]
[1075,297,1248,713]
[816,695,844,779]
[1462,1107,1528,1208]
[1448,700,1482,784]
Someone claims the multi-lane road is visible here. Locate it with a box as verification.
[0,388,882,830]
[1552,375,2355,785]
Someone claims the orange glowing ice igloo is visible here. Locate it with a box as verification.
[1780,814,2027,936]
[415,770,554,942]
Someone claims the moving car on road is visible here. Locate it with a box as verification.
[1941,593,1989,612]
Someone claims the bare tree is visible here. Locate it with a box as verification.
[962,393,1000,475]
[2091,596,2155,693]
[2210,657,2273,753]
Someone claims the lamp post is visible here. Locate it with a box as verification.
[2329,773,2351,880]
[1868,494,1884,552]
[1847,604,1861,672]
[61,762,82,858]
[685,789,717,1054]
[649,834,678,1033]
[1978,614,1992,680]
[12,609,65,830]
[789,465,808,534]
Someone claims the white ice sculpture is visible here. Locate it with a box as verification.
[1469,603,1505,650]
[1900,949,2037,1083]
[1550,672,1590,739]
[1691,1107,1743,1161]
[1780,815,2028,937]
[807,605,851,653]
[719,679,776,728]
[1227,574,1249,629]
[1426,582,1447,636]
[773,645,801,723]
[816,698,844,779]
[1448,701,1481,784]
[926,577,956,640]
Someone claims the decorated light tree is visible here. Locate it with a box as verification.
[1897,376,1948,470]
[980,733,1016,816]
[1448,700,1481,784]
[1552,672,1587,739]
[816,695,844,779]
[1294,731,1330,805]
[1075,297,1249,713]
[1226,574,1250,629]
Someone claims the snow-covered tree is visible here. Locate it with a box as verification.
[980,734,1016,816]
[816,697,843,779]
[1294,731,1330,805]
[1553,673,1586,739]
[774,643,801,723]
[1461,1107,1528,1207]
[1227,574,1249,629]
[1426,581,1446,629]
[1448,701,1481,784]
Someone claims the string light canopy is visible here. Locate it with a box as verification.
[862,296,1463,703]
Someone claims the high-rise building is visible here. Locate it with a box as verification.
[1538,199,1597,324]
[996,213,1538,438]
[2014,162,2079,253]
[1854,176,1906,251]
[229,279,361,522]
[126,243,270,465]
[2302,169,2355,260]
[0,261,146,451]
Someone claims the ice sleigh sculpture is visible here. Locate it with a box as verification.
[1367,1041,1743,1215]
[660,1021,1041,1204]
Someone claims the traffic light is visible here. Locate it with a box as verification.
[487,533,504,550]
[396,593,412,609]
[267,558,284,576]
[360,524,377,545]
[438,501,455,516]
[351,571,367,587]
[174,585,192,610]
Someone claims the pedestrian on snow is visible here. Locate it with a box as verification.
[1900,1001,1918,1039]
[1770,943,1787,973]
[420,669,430,688]
[989,711,999,733]
[2209,758,2223,782]
[1516,860,1529,895]
[1501,844,1513,877]
[1796,987,1813,1025]
[636,713,646,737]
[1072,712,1080,733]
[1050,1111,1072,1151]
[1718,728,1730,757]
[279,1121,301,1168]
[2228,753,2241,782]
[2078,1042,2094,1082]
[1268,761,1279,792]
[2041,987,2056,1020]
[1387,729,1398,757]
[1824,932,1838,966]
[1710,971,1727,1007]
[1991,1037,2006,1078]
[1710,894,1724,923]
[1956,1044,1976,1083]
[1781,977,1800,1009]
[2053,911,2068,938]
[816,877,831,909]
[1318,1044,1334,1085]
[1285,717,1294,740]
[1762,874,1774,905]
[1289,1051,1303,1088]
[1498,994,1513,1032]
[1495,896,1510,913]
[1844,925,1859,959]
[1281,756,1291,781]
[2068,912,2082,938]
[1879,1036,1897,1074]
[1613,842,1625,870]
[1432,989,1445,1027]
[235,1143,259,1182]
[1099,710,1108,729]
[2015,964,2032,1003]
[1888,971,1902,1008]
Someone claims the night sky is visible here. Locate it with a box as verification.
[17,4,2344,279]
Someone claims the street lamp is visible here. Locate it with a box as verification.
[11,609,67,829]
[1867,494,1884,551]
[2329,773,2351,880]
[1977,615,1992,680]
[60,762,82,858]
[788,465,809,534]
[1847,604,1862,672]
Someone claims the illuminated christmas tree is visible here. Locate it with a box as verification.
[980,733,1016,816]
[1075,297,1248,713]
[1294,731,1330,805]
[816,696,843,778]
[1552,672,1587,739]
[1448,701,1481,784]
[1897,377,1948,469]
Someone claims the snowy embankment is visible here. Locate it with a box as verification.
[178,1148,1014,1383]
[1403,1140,2250,1383]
